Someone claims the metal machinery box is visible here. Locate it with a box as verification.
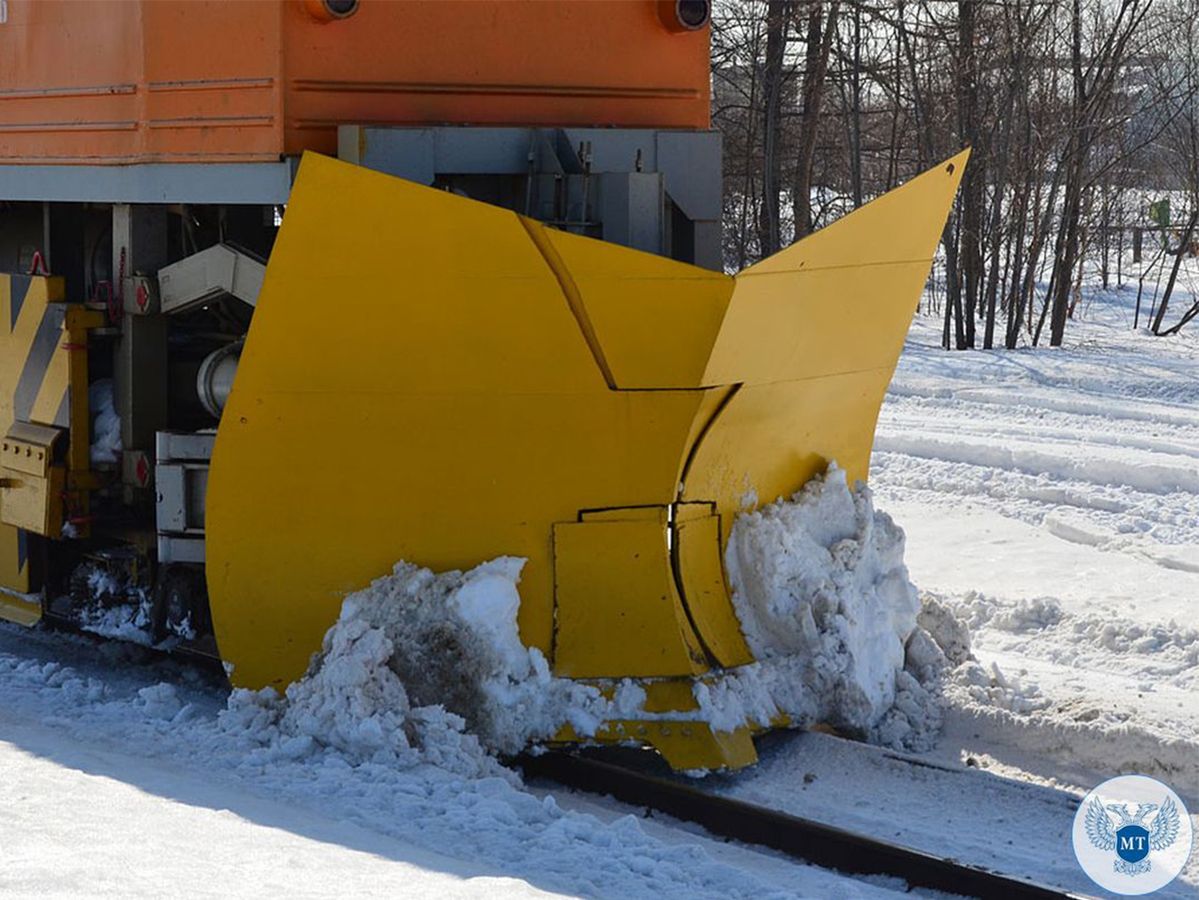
[0,422,65,537]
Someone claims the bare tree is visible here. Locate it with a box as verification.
[1149,0,1199,334]
[711,0,1196,347]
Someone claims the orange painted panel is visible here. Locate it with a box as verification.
[0,0,709,166]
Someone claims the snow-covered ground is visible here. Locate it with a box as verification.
[0,625,927,898]
[868,270,1199,894]
[685,268,1197,899]
[0,263,1196,898]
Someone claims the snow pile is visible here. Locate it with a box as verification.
[949,593,1064,634]
[946,660,1052,715]
[225,559,645,769]
[88,379,122,465]
[709,465,947,750]
[906,590,1199,787]
[219,469,949,764]
[136,681,194,721]
[726,464,918,670]
[945,590,1199,690]
[915,594,972,666]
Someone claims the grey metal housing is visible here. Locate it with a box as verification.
[339,126,723,271]
[155,431,214,564]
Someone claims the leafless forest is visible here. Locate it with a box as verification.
[711,0,1199,346]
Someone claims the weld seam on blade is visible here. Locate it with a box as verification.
[518,216,618,390]
[736,258,935,277]
[677,383,740,495]
[669,383,740,670]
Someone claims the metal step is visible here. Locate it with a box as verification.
[0,589,42,626]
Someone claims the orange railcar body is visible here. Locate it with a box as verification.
[0,0,710,166]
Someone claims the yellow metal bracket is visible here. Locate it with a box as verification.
[0,422,65,537]
[552,719,758,771]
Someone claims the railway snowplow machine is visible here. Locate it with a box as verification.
[0,0,965,770]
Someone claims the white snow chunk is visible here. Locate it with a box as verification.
[89,378,122,465]
[716,464,942,750]
[275,559,647,760]
[137,682,183,719]
[916,593,972,666]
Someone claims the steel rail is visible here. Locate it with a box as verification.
[519,751,1087,900]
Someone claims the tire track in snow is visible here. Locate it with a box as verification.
[882,406,1199,460]
[875,431,1199,496]
[889,382,1199,430]
[874,356,1199,558]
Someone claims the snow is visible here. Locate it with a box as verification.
[713,466,943,750]
[725,470,924,722]
[0,626,916,898]
[0,718,558,899]
[859,265,1199,893]
[294,486,943,762]
[295,558,647,757]
[88,378,122,465]
[70,559,159,647]
[0,258,1196,896]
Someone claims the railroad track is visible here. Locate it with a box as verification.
[520,751,1087,900]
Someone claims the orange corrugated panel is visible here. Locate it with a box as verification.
[0,1,282,164]
[0,0,709,166]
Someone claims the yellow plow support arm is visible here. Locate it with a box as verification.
[206,150,967,769]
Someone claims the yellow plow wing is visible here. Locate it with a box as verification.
[206,150,967,769]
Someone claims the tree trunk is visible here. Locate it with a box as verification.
[758,0,791,257]
[1152,207,1199,334]
[957,0,981,348]
[792,2,839,240]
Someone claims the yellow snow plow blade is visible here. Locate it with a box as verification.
[206,150,967,769]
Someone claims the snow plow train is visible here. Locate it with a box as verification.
[0,0,964,770]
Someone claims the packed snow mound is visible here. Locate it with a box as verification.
[236,558,644,765]
[917,589,1199,786]
[719,464,947,750]
[916,593,972,666]
[236,469,954,764]
[727,464,917,664]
